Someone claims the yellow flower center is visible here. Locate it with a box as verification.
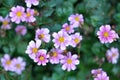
[75,16,79,21]
[59,37,65,43]
[26,12,31,17]
[53,52,58,57]
[66,26,70,31]
[32,48,38,53]
[103,32,109,37]
[6,60,11,65]
[74,38,79,44]
[16,64,21,69]
[67,59,72,64]
[39,56,44,61]
[3,21,8,25]
[16,11,22,17]
[39,34,44,39]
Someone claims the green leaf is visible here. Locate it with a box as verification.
[0,8,9,17]
[3,0,15,7]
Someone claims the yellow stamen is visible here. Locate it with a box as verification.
[6,60,11,65]
[67,59,72,64]
[66,26,70,31]
[16,64,21,69]
[39,34,44,39]
[3,21,8,25]
[39,56,44,61]
[26,12,31,17]
[103,32,109,37]
[74,38,79,44]
[32,48,38,53]
[16,11,22,17]
[53,52,58,57]
[75,16,79,21]
[112,53,117,57]
[59,37,65,43]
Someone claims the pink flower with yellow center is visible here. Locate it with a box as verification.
[106,47,119,64]
[97,25,119,44]
[0,15,11,30]
[35,28,50,43]
[91,68,105,77]
[25,0,39,8]
[68,14,84,28]
[15,25,27,36]
[1,54,13,71]
[9,6,26,24]
[60,52,79,71]
[48,48,64,64]
[70,33,82,47]
[25,40,41,60]
[34,49,49,66]
[52,30,71,50]
[12,57,26,75]
[94,72,109,80]
[62,23,74,34]
[25,8,36,22]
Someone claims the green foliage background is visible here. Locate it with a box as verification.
[0,0,120,80]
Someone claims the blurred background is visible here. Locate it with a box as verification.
[0,0,120,80]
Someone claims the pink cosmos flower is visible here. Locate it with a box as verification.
[15,25,27,36]
[48,48,63,64]
[9,6,26,24]
[68,14,84,28]
[91,68,105,77]
[70,33,82,47]
[106,47,119,64]
[35,28,50,43]
[25,40,41,60]
[25,8,36,22]
[94,72,109,80]
[62,23,74,34]
[1,54,13,71]
[97,25,119,44]
[25,0,39,8]
[34,49,49,66]
[52,30,71,50]
[60,52,79,71]
[12,57,26,75]
[0,15,11,30]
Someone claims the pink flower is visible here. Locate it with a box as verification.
[106,47,119,64]
[97,25,119,44]
[70,33,82,47]
[48,48,63,64]
[15,25,27,36]
[12,57,26,74]
[25,40,41,60]
[52,30,71,50]
[25,8,36,22]
[62,23,74,34]
[91,68,105,77]
[25,0,39,8]
[35,28,50,43]
[68,14,84,28]
[9,6,26,24]
[60,52,79,71]
[0,15,11,30]
[94,72,109,80]
[1,54,13,71]
[34,49,49,66]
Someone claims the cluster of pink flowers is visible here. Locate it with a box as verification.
[91,68,109,80]
[0,54,26,75]
[106,47,119,64]
[97,25,119,44]
[9,6,36,24]
[25,13,83,71]
[0,15,11,30]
